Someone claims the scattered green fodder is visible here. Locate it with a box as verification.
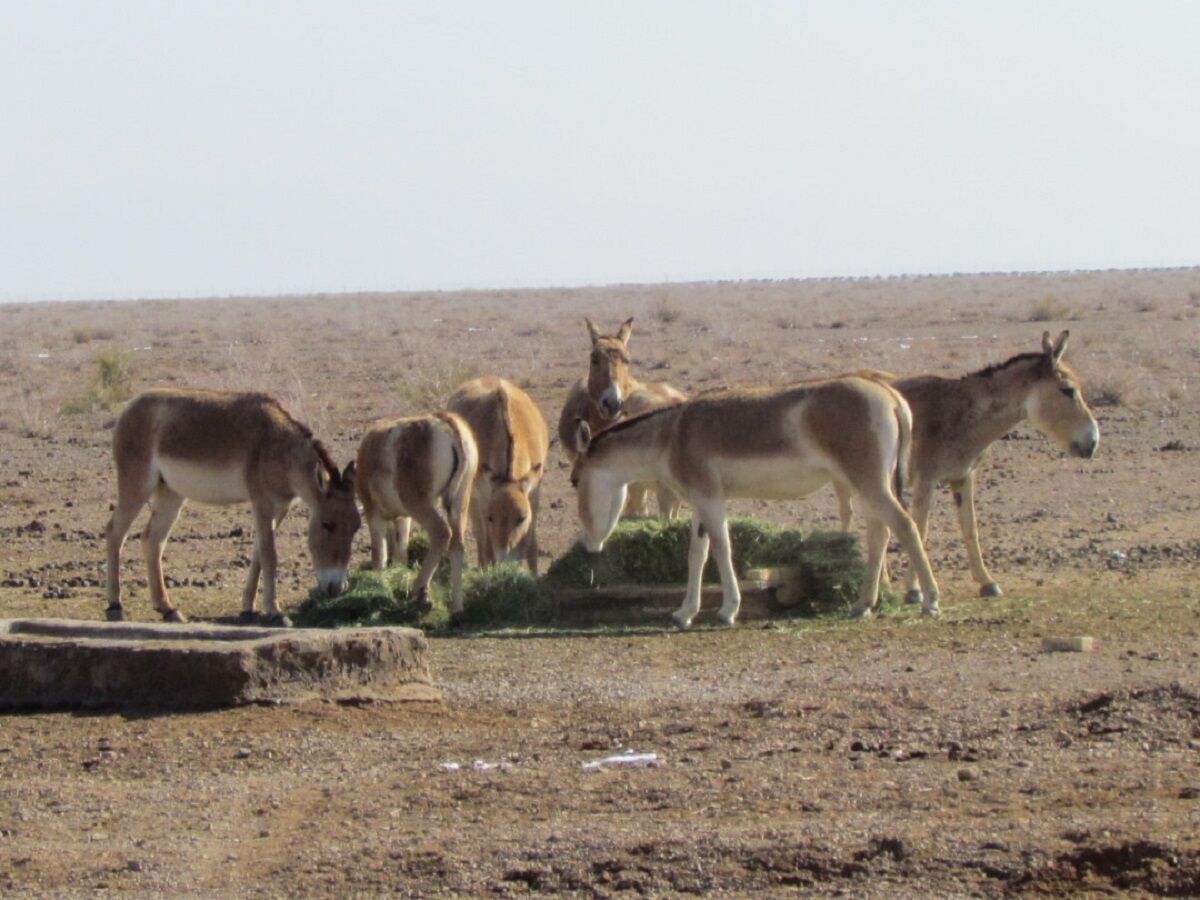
[290,567,450,630]
[459,563,552,628]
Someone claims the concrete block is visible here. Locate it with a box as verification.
[0,618,439,710]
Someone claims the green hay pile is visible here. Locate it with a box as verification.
[545,516,865,614]
[459,563,552,628]
[290,566,451,630]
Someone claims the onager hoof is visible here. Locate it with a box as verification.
[670,611,694,631]
[160,609,186,624]
[848,605,875,620]
[979,582,1003,598]
[921,600,941,619]
[903,589,924,606]
[104,605,125,622]
[238,610,259,625]
[715,609,739,628]
[413,587,433,614]
[262,613,292,628]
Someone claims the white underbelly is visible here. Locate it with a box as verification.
[714,456,831,500]
[156,456,250,506]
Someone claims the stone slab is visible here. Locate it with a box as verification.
[0,618,439,710]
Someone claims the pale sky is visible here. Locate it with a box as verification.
[2,2,1198,302]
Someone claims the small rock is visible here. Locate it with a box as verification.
[957,768,978,782]
[235,747,252,759]
[126,860,143,873]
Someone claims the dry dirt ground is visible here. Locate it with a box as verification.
[0,269,1198,896]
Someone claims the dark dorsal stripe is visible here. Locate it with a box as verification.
[969,352,1045,380]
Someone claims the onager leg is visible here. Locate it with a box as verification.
[411,502,451,614]
[252,503,289,626]
[446,475,473,615]
[470,500,491,568]
[386,517,412,568]
[850,517,890,619]
[624,482,652,517]
[104,463,157,621]
[949,472,1002,597]
[524,484,542,575]
[142,484,186,622]
[834,482,854,531]
[241,505,290,622]
[901,478,936,606]
[861,486,940,617]
[656,484,682,519]
[672,512,711,630]
[702,503,740,627]
[366,510,391,571]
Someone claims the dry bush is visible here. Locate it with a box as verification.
[61,351,134,415]
[1089,376,1129,408]
[1027,295,1071,322]
[395,355,479,413]
[652,292,682,325]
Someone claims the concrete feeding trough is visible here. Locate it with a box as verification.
[0,618,439,710]
[553,568,806,627]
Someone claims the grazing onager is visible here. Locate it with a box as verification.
[557,317,686,516]
[355,413,477,615]
[447,378,550,572]
[104,389,360,627]
[571,375,941,628]
[834,330,1099,602]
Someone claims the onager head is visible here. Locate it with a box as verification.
[586,317,635,421]
[481,463,541,562]
[569,420,627,553]
[1025,330,1099,459]
[308,461,361,597]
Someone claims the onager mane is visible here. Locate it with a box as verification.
[968,352,1046,380]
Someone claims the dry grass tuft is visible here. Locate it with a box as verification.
[61,351,134,415]
[1027,295,1072,322]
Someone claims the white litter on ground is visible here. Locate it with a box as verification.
[583,750,660,771]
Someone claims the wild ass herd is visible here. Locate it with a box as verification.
[103,319,1099,628]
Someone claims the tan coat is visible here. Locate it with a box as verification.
[447,378,550,572]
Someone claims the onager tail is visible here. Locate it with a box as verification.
[437,412,477,517]
[893,398,912,510]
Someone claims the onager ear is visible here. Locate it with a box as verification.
[616,317,634,345]
[585,318,602,345]
[340,461,356,489]
[1051,329,1070,363]
[575,418,592,453]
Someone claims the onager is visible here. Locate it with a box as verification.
[355,413,477,615]
[104,389,361,627]
[557,317,686,517]
[447,377,550,572]
[834,330,1099,603]
[570,375,941,628]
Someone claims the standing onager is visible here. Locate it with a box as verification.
[557,317,686,516]
[355,413,478,615]
[570,375,941,628]
[447,378,550,572]
[834,330,1099,603]
[105,389,361,627]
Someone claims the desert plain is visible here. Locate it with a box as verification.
[0,268,1198,896]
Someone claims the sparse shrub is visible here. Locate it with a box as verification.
[1028,295,1071,322]
[395,356,478,412]
[61,350,134,414]
[1090,378,1126,407]
[1133,298,1157,313]
[653,293,682,325]
[72,327,93,344]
